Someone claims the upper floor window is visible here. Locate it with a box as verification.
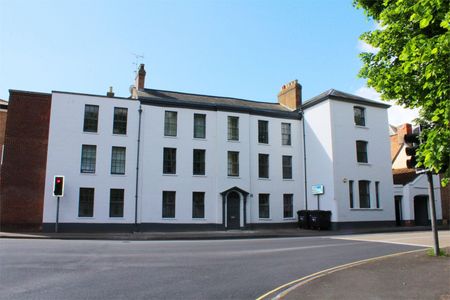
[258,153,269,179]
[194,113,206,139]
[113,107,128,135]
[83,104,99,133]
[193,149,206,175]
[354,106,366,126]
[79,187,94,217]
[164,111,177,137]
[258,120,269,144]
[111,146,126,175]
[109,189,124,218]
[227,151,239,177]
[359,180,371,208]
[282,155,292,179]
[80,145,96,173]
[228,116,239,141]
[163,148,177,174]
[356,140,368,163]
[281,123,291,145]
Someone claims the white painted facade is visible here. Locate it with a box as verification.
[43,92,303,229]
[304,98,395,227]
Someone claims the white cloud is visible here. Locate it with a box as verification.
[357,40,379,54]
[355,86,419,126]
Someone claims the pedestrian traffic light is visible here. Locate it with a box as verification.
[53,176,65,197]
[404,133,420,169]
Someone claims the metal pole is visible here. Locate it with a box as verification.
[134,105,143,232]
[426,171,440,256]
[317,195,320,210]
[55,196,60,233]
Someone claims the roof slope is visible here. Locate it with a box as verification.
[138,88,300,119]
[393,168,419,185]
[302,89,390,109]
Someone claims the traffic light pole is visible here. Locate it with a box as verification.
[426,171,440,256]
[55,196,60,233]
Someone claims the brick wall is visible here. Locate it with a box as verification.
[0,110,7,145]
[390,123,411,162]
[0,91,51,231]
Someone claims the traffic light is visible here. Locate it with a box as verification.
[53,176,65,197]
[404,133,420,169]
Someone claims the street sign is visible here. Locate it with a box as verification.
[312,184,324,195]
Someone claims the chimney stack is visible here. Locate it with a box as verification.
[277,80,302,110]
[107,86,115,97]
[135,64,146,90]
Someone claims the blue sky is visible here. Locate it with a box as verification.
[0,0,416,124]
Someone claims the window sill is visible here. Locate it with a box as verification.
[357,162,371,166]
[354,125,368,129]
[227,140,240,143]
[109,217,125,219]
[162,218,176,220]
[350,208,383,211]
[77,216,95,219]
[259,218,272,221]
[192,218,207,220]
[227,176,240,179]
[164,135,178,139]
[193,137,207,141]
[112,133,127,137]
[80,172,96,176]
[111,173,126,176]
[162,173,178,176]
[283,217,295,220]
[257,143,270,146]
[283,178,294,181]
[83,131,99,135]
[258,177,270,180]
[193,174,207,177]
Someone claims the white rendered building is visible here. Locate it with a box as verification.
[41,65,395,231]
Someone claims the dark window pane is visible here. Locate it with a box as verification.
[281,123,291,145]
[113,107,128,134]
[163,148,177,174]
[227,151,239,176]
[111,147,126,174]
[356,141,368,163]
[228,116,239,141]
[109,189,124,217]
[164,111,177,136]
[354,107,366,126]
[359,180,371,208]
[193,149,205,175]
[83,105,99,132]
[194,114,206,138]
[375,181,380,208]
[192,192,205,218]
[259,194,270,218]
[349,180,354,208]
[258,120,269,144]
[258,154,269,178]
[81,145,96,173]
[282,155,292,179]
[283,194,293,218]
[162,191,176,218]
[79,188,94,217]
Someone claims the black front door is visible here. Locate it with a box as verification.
[414,196,429,226]
[395,196,402,226]
[227,192,240,229]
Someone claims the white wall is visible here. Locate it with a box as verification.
[43,92,140,224]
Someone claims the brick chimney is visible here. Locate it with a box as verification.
[278,80,302,110]
[135,64,146,90]
[106,86,114,97]
[390,123,412,161]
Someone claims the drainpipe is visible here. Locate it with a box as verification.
[134,105,143,232]
[300,110,308,211]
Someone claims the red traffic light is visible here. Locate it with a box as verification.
[53,176,65,197]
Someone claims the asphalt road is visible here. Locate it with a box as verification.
[0,237,422,300]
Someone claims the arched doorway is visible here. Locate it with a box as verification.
[414,195,429,226]
[227,191,240,229]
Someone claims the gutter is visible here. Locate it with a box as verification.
[300,110,308,210]
[134,105,143,231]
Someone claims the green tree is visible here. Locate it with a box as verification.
[354,0,450,185]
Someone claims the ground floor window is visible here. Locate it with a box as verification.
[283,194,293,218]
[192,192,205,218]
[162,191,176,218]
[110,189,124,217]
[79,188,94,217]
[359,180,371,208]
[259,194,270,218]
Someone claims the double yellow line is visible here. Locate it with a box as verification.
[256,249,425,300]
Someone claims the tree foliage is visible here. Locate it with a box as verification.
[354,0,450,185]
